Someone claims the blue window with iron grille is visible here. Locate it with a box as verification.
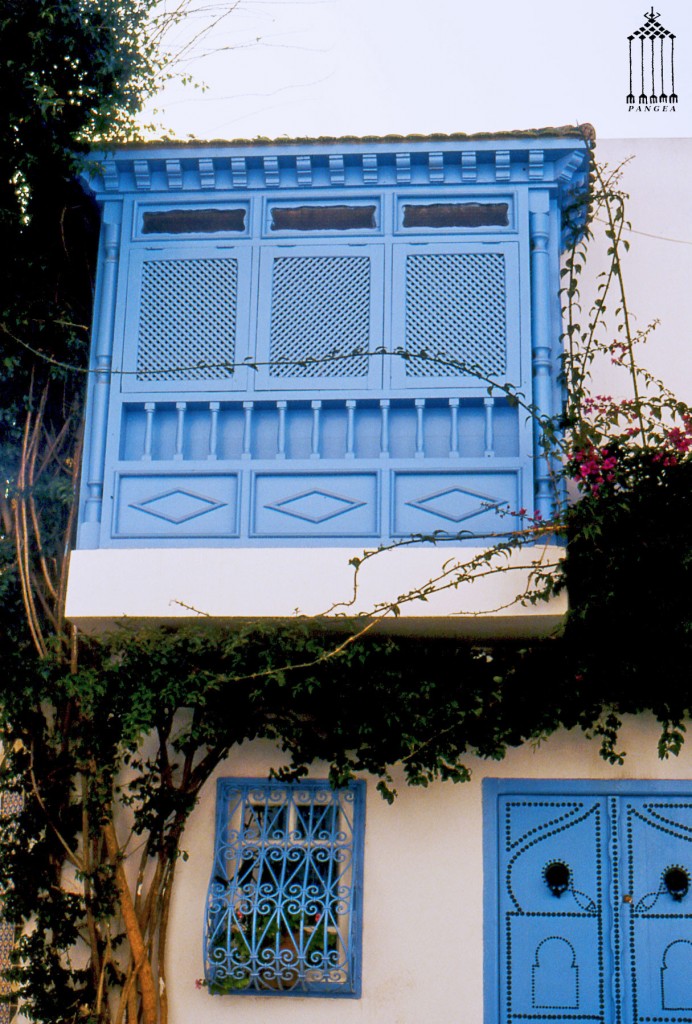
[204,778,365,997]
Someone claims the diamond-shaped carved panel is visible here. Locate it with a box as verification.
[267,489,366,524]
[253,474,377,537]
[405,485,502,523]
[392,472,518,539]
[115,475,239,539]
[129,488,226,524]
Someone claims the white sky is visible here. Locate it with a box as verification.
[141,0,692,141]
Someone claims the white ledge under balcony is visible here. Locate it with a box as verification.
[65,542,566,636]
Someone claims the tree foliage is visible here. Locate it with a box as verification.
[1,0,162,408]
[0,0,167,661]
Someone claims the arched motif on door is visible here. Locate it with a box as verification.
[484,781,692,1024]
[661,939,692,1011]
[532,936,579,1009]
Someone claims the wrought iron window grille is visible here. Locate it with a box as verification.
[204,779,365,997]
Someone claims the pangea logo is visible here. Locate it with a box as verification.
[627,7,678,111]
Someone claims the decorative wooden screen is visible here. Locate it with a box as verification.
[268,255,370,379]
[75,138,592,549]
[136,256,238,382]
[403,252,507,377]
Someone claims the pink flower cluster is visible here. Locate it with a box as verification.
[649,416,692,467]
[571,446,618,496]
[580,394,613,416]
[572,416,691,491]
[609,339,630,366]
[581,395,639,428]
[666,417,692,454]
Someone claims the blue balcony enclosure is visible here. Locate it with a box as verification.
[75,131,590,552]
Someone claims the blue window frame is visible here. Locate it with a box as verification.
[204,778,365,997]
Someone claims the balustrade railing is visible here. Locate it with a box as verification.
[120,395,519,464]
[83,391,528,545]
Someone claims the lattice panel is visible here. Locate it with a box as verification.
[0,921,14,1024]
[269,256,370,377]
[137,258,237,381]
[0,790,20,1024]
[404,253,507,377]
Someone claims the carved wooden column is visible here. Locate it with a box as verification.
[80,209,120,547]
[530,194,554,522]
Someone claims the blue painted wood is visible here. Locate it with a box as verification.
[621,796,692,1022]
[76,136,590,549]
[391,470,520,539]
[120,244,252,394]
[252,473,378,538]
[115,473,239,538]
[529,196,555,523]
[80,217,120,548]
[484,780,692,1024]
[389,241,521,390]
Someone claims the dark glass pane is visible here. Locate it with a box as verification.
[402,202,509,228]
[270,205,377,231]
[142,208,246,234]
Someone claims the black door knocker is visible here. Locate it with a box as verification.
[663,865,690,902]
[543,861,571,898]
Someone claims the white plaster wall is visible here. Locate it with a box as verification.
[575,138,692,402]
[167,717,692,1024]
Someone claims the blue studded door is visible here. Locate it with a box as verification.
[484,781,692,1024]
